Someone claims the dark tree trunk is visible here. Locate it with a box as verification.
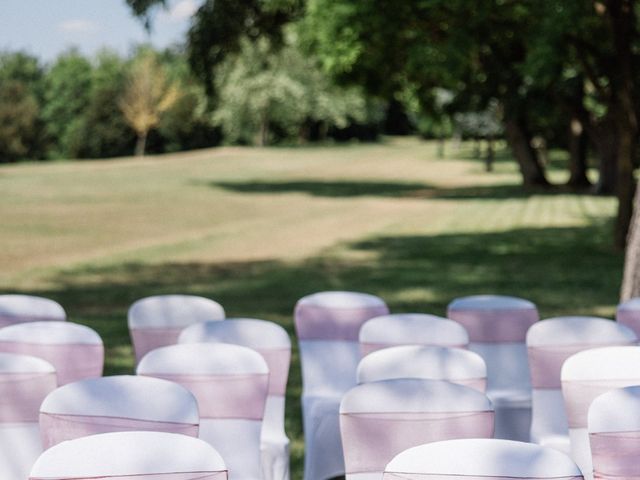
[622,185,640,299]
[585,115,618,195]
[485,136,494,172]
[503,116,550,187]
[567,116,591,188]
[135,131,147,157]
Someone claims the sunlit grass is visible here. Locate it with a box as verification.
[0,137,620,479]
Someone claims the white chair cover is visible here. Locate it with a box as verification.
[295,291,389,480]
[448,295,538,441]
[0,352,56,480]
[29,431,227,480]
[616,298,640,337]
[179,318,291,480]
[137,343,269,480]
[356,345,486,391]
[526,317,636,453]
[383,439,583,480]
[0,321,103,385]
[128,294,225,363]
[0,295,66,326]
[561,346,640,479]
[341,378,494,480]
[39,375,200,448]
[588,386,640,480]
[359,314,469,356]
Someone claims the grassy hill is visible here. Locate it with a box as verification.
[0,137,621,477]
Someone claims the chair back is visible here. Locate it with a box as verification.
[341,378,494,479]
[29,431,227,480]
[0,295,65,326]
[356,345,486,391]
[128,294,225,362]
[383,439,582,480]
[0,321,103,385]
[359,314,468,357]
[39,375,199,448]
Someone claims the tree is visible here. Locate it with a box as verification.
[119,52,180,156]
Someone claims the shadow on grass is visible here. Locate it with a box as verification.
[211,180,566,200]
[15,221,620,480]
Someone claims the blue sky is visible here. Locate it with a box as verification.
[0,0,201,63]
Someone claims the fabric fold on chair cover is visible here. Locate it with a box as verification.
[39,413,199,449]
[563,379,640,428]
[0,372,56,422]
[529,343,636,389]
[142,373,269,420]
[590,431,640,479]
[0,342,103,386]
[341,411,494,474]
[30,471,227,480]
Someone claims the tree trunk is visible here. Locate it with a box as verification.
[614,116,637,249]
[503,116,550,186]
[567,116,591,188]
[586,115,618,195]
[621,185,640,299]
[135,131,147,157]
[485,136,494,172]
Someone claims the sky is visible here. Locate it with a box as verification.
[0,0,202,63]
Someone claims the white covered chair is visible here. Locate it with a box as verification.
[0,321,103,385]
[561,346,640,479]
[294,291,389,480]
[356,345,486,391]
[527,316,636,453]
[588,386,640,480]
[137,343,269,480]
[383,439,583,480]
[179,318,291,480]
[28,431,227,480]
[0,352,56,480]
[616,297,640,337]
[448,294,538,441]
[0,295,66,327]
[128,294,225,363]
[341,378,494,480]
[359,313,469,357]
[39,375,200,448]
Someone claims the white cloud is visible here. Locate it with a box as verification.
[160,0,199,22]
[58,19,100,34]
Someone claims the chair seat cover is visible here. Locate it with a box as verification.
[356,345,486,392]
[39,375,199,448]
[340,379,494,477]
[359,314,468,356]
[0,321,103,385]
[295,291,389,480]
[179,318,292,480]
[28,431,227,480]
[128,295,225,362]
[383,439,583,480]
[0,295,66,326]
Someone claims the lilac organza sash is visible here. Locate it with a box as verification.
[30,471,228,480]
[341,411,494,474]
[0,372,56,422]
[0,342,103,385]
[590,431,640,479]
[130,327,183,363]
[563,379,640,428]
[295,304,390,341]
[617,309,640,337]
[144,373,269,420]
[448,308,538,343]
[254,348,290,396]
[529,342,636,389]
[360,342,468,357]
[383,474,582,480]
[40,413,199,449]
[0,314,61,328]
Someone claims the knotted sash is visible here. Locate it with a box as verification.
[341,411,494,474]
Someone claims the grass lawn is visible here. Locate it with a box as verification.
[0,137,621,478]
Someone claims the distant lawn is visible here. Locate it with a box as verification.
[0,137,620,479]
